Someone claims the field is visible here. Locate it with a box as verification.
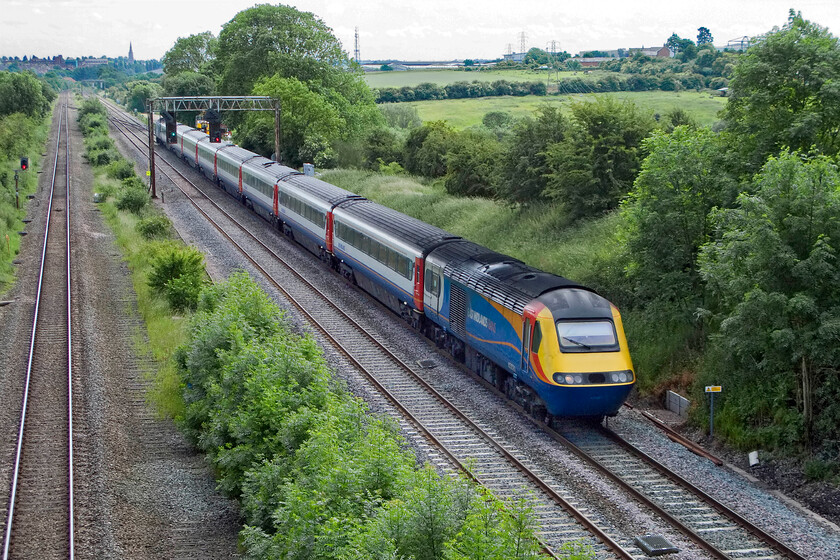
[364,68,608,88]
[404,91,727,129]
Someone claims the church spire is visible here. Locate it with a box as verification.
[128,42,134,63]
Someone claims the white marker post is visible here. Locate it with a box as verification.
[705,386,722,437]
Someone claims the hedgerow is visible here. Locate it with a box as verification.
[176,271,548,560]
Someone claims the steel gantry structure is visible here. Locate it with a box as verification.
[146,96,281,198]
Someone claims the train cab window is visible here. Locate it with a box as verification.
[425,270,441,296]
[556,321,617,351]
[531,323,542,353]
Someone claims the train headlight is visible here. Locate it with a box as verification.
[564,374,575,384]
[574,374,583,384]
[610,370,632,383]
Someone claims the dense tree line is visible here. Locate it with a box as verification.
[0,71,55,289]
[375,79,545,103]
[620,11,840,461]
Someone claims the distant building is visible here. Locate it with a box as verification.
[502,52,527,63]
[577,57,618,67]
[629,46,673,58]
[128,42,134,64]
[80,58,109,66]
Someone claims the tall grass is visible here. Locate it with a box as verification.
[95,174,188,419]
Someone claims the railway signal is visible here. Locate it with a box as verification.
[162,111,177,144]
[20,157,28,171]
[206,109,222,143]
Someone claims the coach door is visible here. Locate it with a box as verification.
[423,263,442,317]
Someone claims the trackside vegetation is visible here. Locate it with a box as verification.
[177,271,558,560]
[0,71,55,292]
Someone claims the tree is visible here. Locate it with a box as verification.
[722,11,840,173]
[403,121,454,178]
[697,27,714,45]
[623,127,736,304]
[215,4,382,162]
[245,75,342,167]
[444,130,502,197]
[125,81,163,113]
[216,4,349,97]
[565,59,583,72]
[0,71,51,118]
[161,31,217,76]
[543,97,655,220]
[162,71,214,97]
[698,152,840,449]
[496,106,567,205]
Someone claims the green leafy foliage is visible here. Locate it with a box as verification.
[115,176,149,214]
[124,81,163,113]
[403,121,455,178]
[544,96,655,219]
[137,214,171,239]
[444,130,501,197]
[623,127,737,304]
[161,31,218,76]
[722,11,840,172]
[214,4,382,166]
[698,153,840,449]
[106,158,136,180]
[496,106,568,204]
[177,272,542,560]
[0,71,52,118]
[147,242,205,311]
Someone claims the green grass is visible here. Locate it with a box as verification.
[406,90,727,129]
[96,173,189,419]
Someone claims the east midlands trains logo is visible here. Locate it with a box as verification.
[468,308,496,333]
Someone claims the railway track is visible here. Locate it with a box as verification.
[102,100,809,559]
[2,95,76,560]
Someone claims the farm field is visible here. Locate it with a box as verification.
[364,68,609,88]
[403,90,727,129]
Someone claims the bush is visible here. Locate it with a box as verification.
[115,177,149,214]
[137,214,171,239]
[148,243,205,311]
[86,148,121,167]
[106,158,135,180]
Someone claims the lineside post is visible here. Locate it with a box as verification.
[147,103,156,198]
[274,105,281,163]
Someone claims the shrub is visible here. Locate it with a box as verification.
[106,158,135,180]
[115,177,149,214]
[86,148,121,167]
[137,214,171,239]
[148,243,205,311]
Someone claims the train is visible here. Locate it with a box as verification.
[154,118,635,421]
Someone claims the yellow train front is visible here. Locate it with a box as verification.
[423,241,634,420]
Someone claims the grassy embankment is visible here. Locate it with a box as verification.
[0,111,52,292]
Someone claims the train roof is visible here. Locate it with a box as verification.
[431,240,586,314]
[335,199,459,251]
[281,174,363,206]
[216,144,256,163]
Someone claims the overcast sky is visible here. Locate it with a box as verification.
[1,1,837,62]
